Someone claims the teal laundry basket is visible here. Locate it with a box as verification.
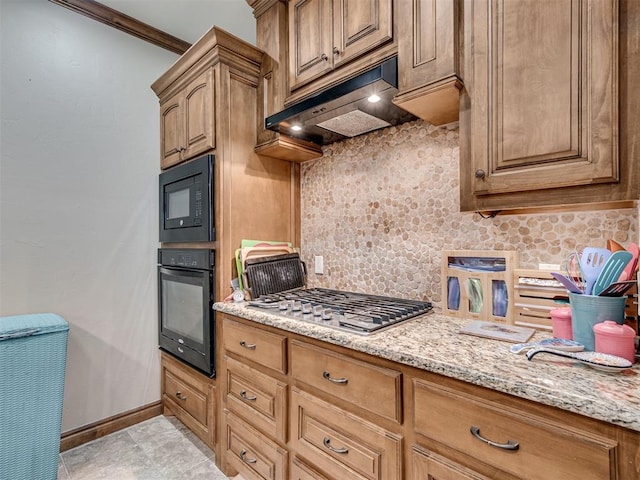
[0,313,69,480]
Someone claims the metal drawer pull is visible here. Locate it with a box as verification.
[239,389,257,401]
[175,391,187,401]
[240,449,257,464]
[240,340,256,350]
[323,436,348,454]
[323,371,348,384]
[470,426,519,451]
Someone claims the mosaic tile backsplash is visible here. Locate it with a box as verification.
[300,120,638,310]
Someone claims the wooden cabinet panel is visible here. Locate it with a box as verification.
[225,356,288,443]
[289,0,334,88]
[411,445,491,480]
[223,318,287,374]
[413,378,618,480]
[460,0,620,210]
[334,0,393,67]
[159,93,182,169]
[291,387,402,480]
[183,69,215,160]
[225,412,288,480]
[160,352,215,448]
[394,0,462,125]
[290,340,402,423]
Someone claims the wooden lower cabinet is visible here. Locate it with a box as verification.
[411,445,490,480]
[160,352,215,449]
[290,387,403,480]
[224,411,288,480]
[413,378,618,480]
[216,314,640,479]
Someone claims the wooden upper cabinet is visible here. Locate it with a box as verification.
[289,0,333,87]
[288,0,394,92]
[460,0,620,212]
[159,68,215,170]
[393,0,462,125]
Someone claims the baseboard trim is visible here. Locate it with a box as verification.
[60,401,163,452]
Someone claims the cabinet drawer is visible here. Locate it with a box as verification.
[413,379,618,480]
[163,369,207,425]
[411,445,490,480]
[224,412,287,480]
[224,319,287,374]
[290,340,402,423]
[291,457,329,480]
[225,356,287,442]
[291,388,402,480]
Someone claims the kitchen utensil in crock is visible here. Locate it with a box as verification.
[563,252,585,293]
[510,338,583,354]
[580,247,612,294]
[526,347,632,372]
[606,239,626,252]
[593,320,636,363]
[550,272,583,294]
[618,242,638,281]
[596,280,637,297]
[591,250,632,296]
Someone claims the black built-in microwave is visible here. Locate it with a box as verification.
[159,155,214,243]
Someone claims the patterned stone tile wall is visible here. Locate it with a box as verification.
[300,120,638,310]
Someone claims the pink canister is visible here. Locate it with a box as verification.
[550,307,572,340]
[593,320,636,364]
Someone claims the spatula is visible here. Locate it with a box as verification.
[618,242,638,281]
[591,251,633,296]
[597,280,637,297]
[580,247,611,295]
[550,272,583,294]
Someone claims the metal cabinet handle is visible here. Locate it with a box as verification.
[321,53,328,61]
[323,371,348,384]
[239,389,257,402]
[240,449,257,464]
[333,47,340,55]
[240,340,256,350]
[470,426,519,450]
[475,169,486,179]
[175,391,187,401]
[323,436,348,454]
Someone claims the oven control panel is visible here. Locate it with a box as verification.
[158,248,215,270]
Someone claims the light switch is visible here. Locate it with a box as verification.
[314,255,324,275]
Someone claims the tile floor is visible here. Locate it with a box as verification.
[57,415,229,480]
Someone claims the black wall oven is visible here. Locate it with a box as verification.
[158,248,215,377]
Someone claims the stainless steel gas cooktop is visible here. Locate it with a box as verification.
[247,288,433,335]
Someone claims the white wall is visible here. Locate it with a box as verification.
[0,0,178,432]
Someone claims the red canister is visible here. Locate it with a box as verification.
[550,307,572,340]
[593,320,636,364]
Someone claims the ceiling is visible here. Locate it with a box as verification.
[98,0,256,46]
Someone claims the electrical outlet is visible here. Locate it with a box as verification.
[314,255,324,275]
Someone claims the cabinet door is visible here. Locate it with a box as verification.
[333,0,393,67]
[159,91,183,170]
[289,0,334,89]
[182,69,215,161]
[394,0,462,125]
[460,0,619,210]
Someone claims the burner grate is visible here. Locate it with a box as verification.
[244,253,306,298]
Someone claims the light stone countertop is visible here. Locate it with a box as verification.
[214,301,640,433]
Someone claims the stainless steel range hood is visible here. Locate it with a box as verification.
[265,57,415,145]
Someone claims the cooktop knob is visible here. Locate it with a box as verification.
[312,305,323,317]
[321,309,333,320]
